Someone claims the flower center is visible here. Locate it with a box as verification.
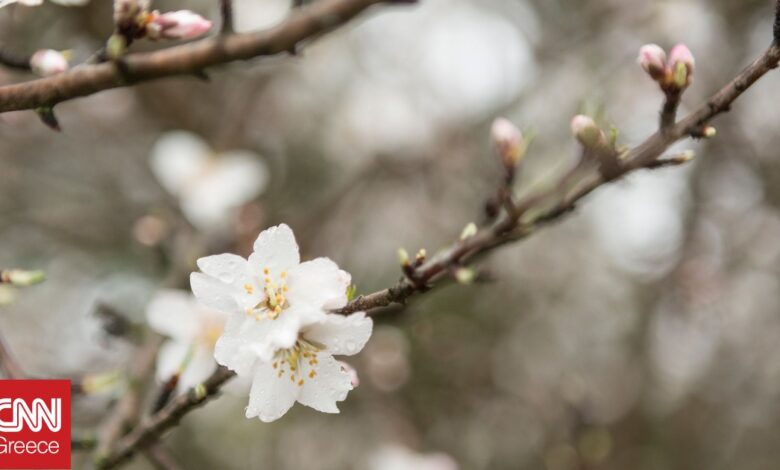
[271,338,323,387]
[245,268,290,321]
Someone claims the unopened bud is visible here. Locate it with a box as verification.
[147,10,213,40]
[637,44,667,81]
[491,118,524,168]
[454,267,476,284]
[1,269,45,287]
[397,248,410,267]
[415,249,426,264]
[570,115,603,147]
[106,34,127,60]
[703,126,717,138]
[668,44,695,89]
[460,222,478,240]
[30,49,69,77]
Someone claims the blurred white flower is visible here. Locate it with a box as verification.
[190,224,370,422]
[368,445,458,470]
[29,49,69,77]
[244,312,372,422]
[0,0,88,7]
[149,130,268,232]
[146,289,228,391]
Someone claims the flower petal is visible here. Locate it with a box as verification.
[305,312,373,356]
[248,224,300,276]
[298,353,352,414]
[149,131,210,197]
[246,360,299,422]
[286,258,351,310]
[190,272,239,313]
[196,254,262,309]
[214,310,305,375]
[178,345,217,391]
[155,340,190,382]
[146,289,200,340]
[214,313,259,376]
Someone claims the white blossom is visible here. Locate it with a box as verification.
[191,224,371,421]
[29,49,69,77]
[146,289,228,391]
[0,0,89,7]
[368,445,459,470]
[149,130,268,232]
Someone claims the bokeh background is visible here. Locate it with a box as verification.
[1,0,780,469]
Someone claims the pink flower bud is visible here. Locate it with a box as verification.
[147,10,212,40]
[668,43,695,88]
[637,44,667,81]
[491,117,524,167]
[29,49,69,77]
[570,114,605,148]
[570,115,597,137]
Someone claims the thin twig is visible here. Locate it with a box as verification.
[144,443,183,470]
[94,366,235,469]
[335,42,780,316]
[94,334,164,462]
[0,0,413,113]
[219,0,234,34]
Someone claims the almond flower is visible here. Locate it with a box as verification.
[146,289,228,391]
[149,130,269,233]
[191,224,371,421]
[243,311,372,422]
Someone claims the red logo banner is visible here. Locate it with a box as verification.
[0,380,71,469]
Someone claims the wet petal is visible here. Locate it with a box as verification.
[298,353,352,414]
[305,312,373,356]
[287,258,351,310]
[190,272,239,313]
[248,224,300,276]
[246,360,299,422]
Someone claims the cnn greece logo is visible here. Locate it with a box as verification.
[0,380,70,469]
[0,397,61,432]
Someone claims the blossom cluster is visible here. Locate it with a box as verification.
[181,224,372,422]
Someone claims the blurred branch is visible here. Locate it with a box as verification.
[144,443,183,470]
[0,0,415,113]
[336,42,780,316]
[0,332,24,379]
[94,334,164,464]
[94,366,235,470]
[0,47,31,71]
[219,0,234,34]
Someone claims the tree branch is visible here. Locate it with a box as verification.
[87,7,780,468]
[0,0,409,113]
[94,366,235,470]
[336,42,780,316]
